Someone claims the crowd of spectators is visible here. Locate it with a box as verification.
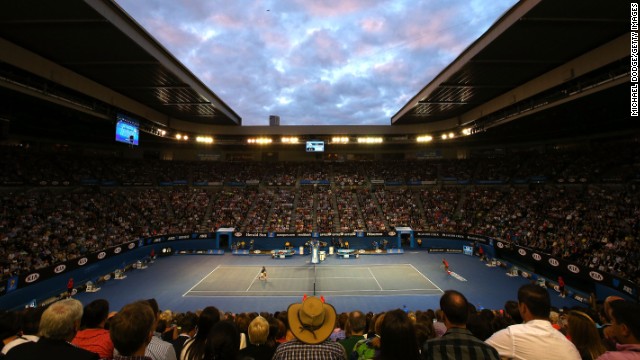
[2,287,638,359]
[1,145,639,285]
[334,188,365,232]
[265,189,295,233]
[314,187,337,233]
[293,188,314,233]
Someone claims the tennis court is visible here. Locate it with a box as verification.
[184,264,443,297]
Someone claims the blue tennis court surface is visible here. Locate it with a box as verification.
[75,252,582,314]
[184,264,443,297]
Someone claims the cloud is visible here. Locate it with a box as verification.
[115,0,518,125]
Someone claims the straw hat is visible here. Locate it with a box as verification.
[287,296,336,344]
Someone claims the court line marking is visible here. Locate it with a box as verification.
[408,263,443,293]
[248,276,382,280]
[188,288,442,294]
[183,264,221,297]
[209,264,416,268]
[185,264,440,297]
[246,270,263,292]
[186,293,444,298]
[368,267,383,290]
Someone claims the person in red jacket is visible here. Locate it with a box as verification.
[558,276,566,298]
[442,258,450,274]
[67,277,74,298]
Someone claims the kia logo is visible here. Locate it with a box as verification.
[103,274,111,281]
[532,253,542,261]
[589,271,604,281]
[78,258,88,266]
[548,258,560,267]
[128,243,135,249]
[97,252,107,259]
[114,247,122,254]
[234,232,243,237]
[54,265,66,274]
[518,249,527,256]
[25,273,40,283]
[567,264,580,274]
[388,231,396,236]
[496,242,504,248]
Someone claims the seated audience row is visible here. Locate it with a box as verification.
[2,285,639,360]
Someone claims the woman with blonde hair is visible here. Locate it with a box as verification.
[566,310,606,360]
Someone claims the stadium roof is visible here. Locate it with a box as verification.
[0,0,634,144]
[0,0,241,128]
[392,0,630,131]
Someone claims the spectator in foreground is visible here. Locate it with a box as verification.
[72,298,114,359]
[0,310,21,354]
[421,290,499,360]
[238,316,276,360]
[205,320,240,360]
[566,310,606,360]
[109,300,156,360]
[485,284,581,360]
[145,299,177,360]
[5,299,99,360]
[181,306,221,360]
[171,312,197,359]
[272,296,346,360]
[338,310,367,354]
[596,301,640,359]
[378,309,419,360]
[352,313,384,360]
[1,307,43,355]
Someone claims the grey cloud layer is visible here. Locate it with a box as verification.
[116,0,517,125]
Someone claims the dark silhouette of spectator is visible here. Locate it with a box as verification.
[379,309,419,360]
[421,290,499,360]
[171,312,197,359]
[0,310,21,354]
[109,300,156,360]
[1,307,43,355]
[597,301,640,359]
[181,306,221,360]
[338,310,367,354]
[72,299,114,359]
[145,299,176,360]
[205,320,239,360]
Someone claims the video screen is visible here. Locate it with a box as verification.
[115,114,139,146]
[306,140,324,152]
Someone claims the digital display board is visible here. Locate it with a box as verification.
[306,140,324,152]
[115,114,139,146]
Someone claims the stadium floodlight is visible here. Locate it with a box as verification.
[196,136,214,144]
[247,137,273,144]
[357,137,383,144]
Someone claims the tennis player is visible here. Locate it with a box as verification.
[442,258,451,274]
[259,266,267,281]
